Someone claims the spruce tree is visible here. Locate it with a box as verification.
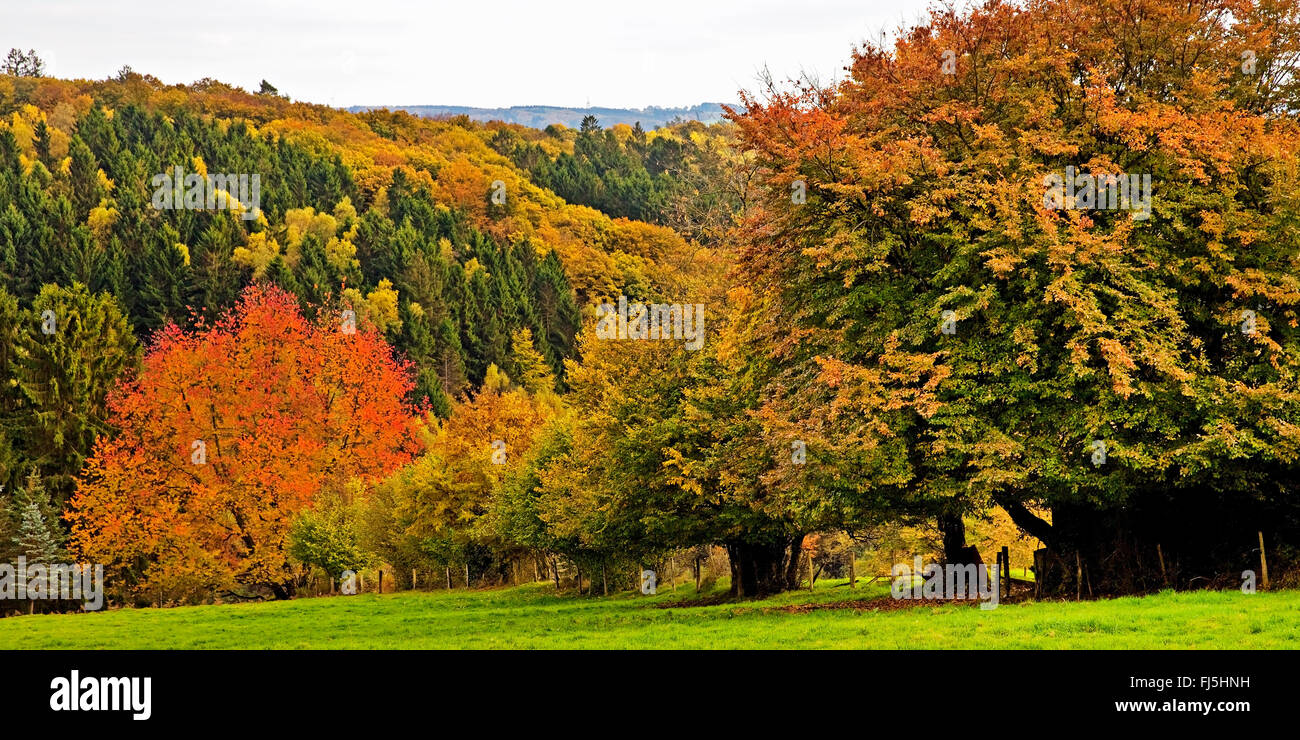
[11,284,138,505]
[14,501,64,563]
[510,328,555,396]
[11,473,65,564]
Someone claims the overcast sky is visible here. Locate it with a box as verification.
[5,0,940,109]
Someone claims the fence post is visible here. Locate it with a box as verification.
[1075,551,1082,601]
[1259,531,1270,590]
[1000,546,1010,599]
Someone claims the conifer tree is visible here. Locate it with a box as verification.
[510,327,555,396]
[11,473,65,563]
[10,283,137,504]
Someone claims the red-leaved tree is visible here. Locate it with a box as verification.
[67,285,421,602]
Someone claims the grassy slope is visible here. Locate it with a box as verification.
[2,579,1297,649]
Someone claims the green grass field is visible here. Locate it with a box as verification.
[3,578,1297,649]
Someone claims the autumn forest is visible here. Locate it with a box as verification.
[3,0,1300,624]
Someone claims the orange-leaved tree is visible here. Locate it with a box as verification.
[67,284,422,603]
[730,0,1300,589]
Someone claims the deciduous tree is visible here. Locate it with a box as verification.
[67,284,421,602]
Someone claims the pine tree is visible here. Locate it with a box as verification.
[66,136,103,217]
[532,250,580,381]
[14,501,64,563]
[510,328,555,396]
[0,287,23,495]
[0,489,15,562]
[11,473,65,563]
[10,473,66,609]
[33,121,53,171]
[10,284,138,505]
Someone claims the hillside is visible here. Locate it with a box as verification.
[0,67,746,606]
[0,71,728,421]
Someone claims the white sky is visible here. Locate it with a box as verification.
[4,0,938,109]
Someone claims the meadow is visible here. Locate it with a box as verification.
[2,579,1296,649]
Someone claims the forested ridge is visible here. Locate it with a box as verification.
[0,61,741,603]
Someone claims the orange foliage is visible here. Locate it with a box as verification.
[9,74,708,301]
[67,285,422,601]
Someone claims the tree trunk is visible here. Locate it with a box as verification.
[728,550,740,596]
[783,535,804,590]
[727,538,799,598]
[996,496,1055,547]
[938,511,972,565]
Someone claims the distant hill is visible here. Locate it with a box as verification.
[345,102,731,129]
